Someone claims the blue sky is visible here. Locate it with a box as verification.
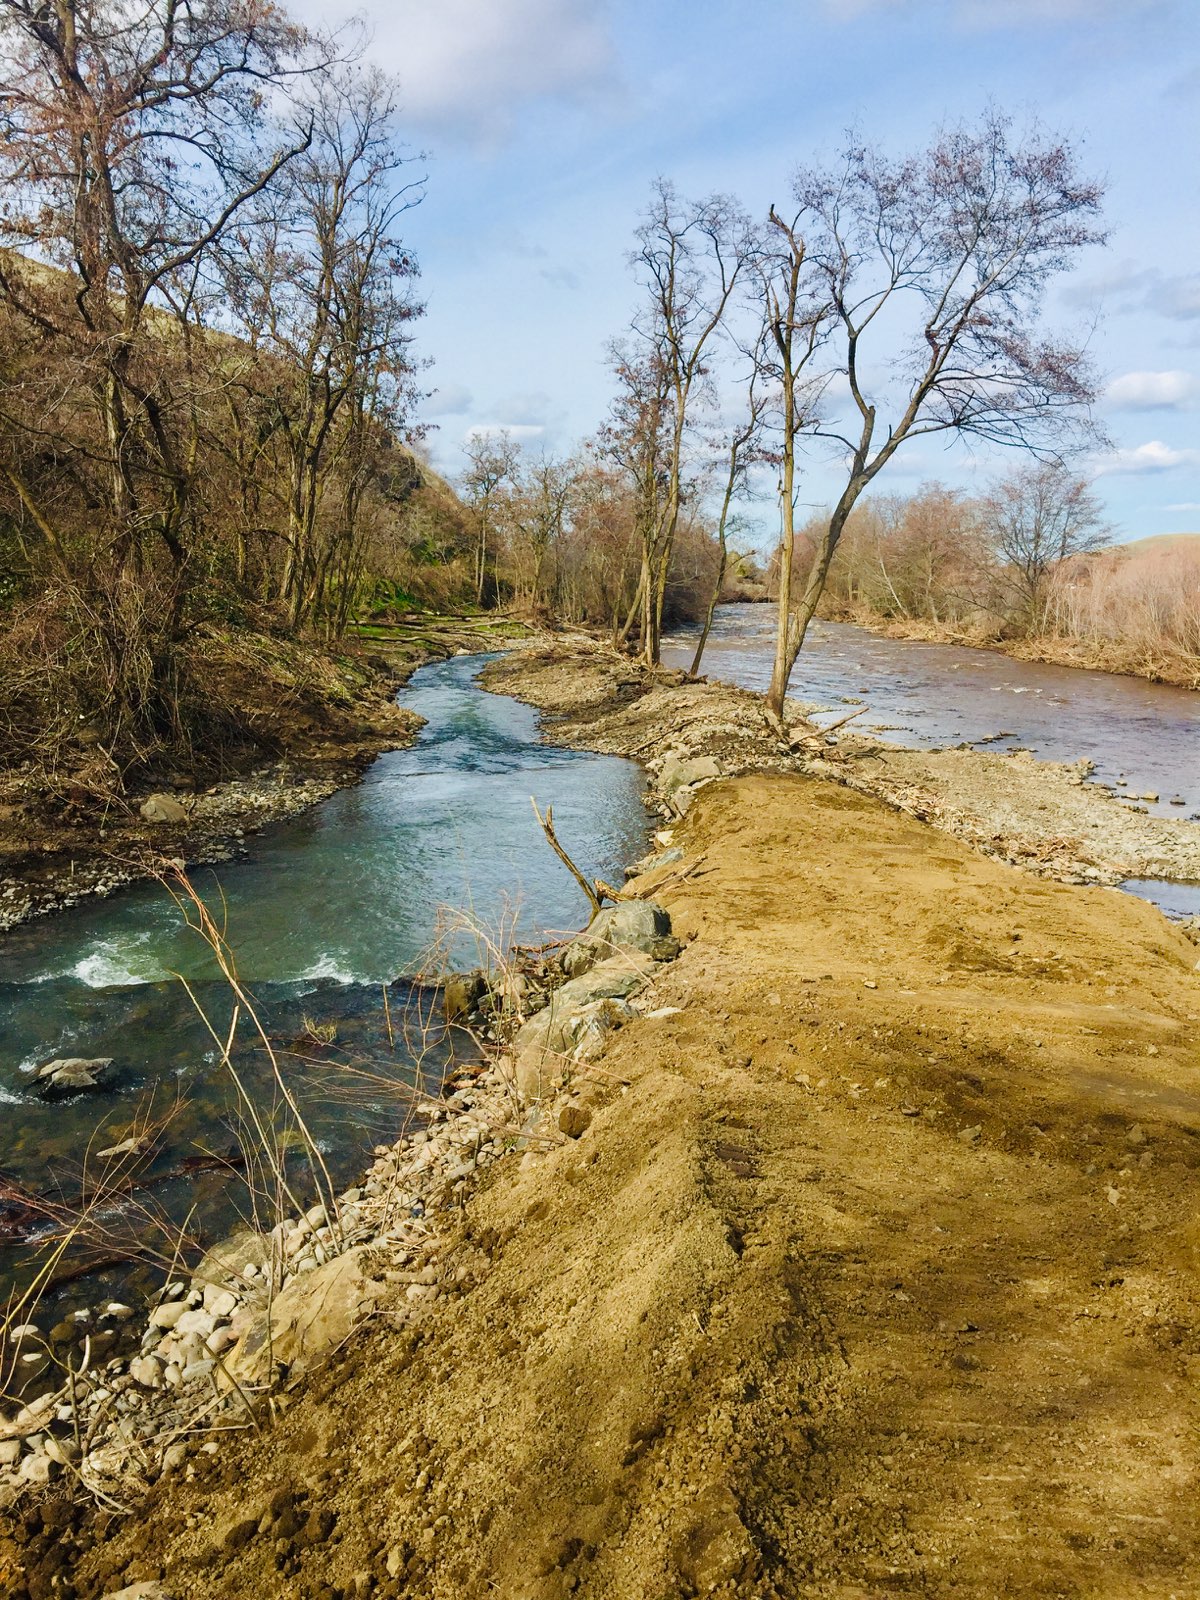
[296,0,1200,545]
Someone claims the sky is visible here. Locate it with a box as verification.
[294,0,1200,546]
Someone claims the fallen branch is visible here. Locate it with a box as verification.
[531,798,626,918]
[804,705,869,741]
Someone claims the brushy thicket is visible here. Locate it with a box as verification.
[800,477,1200,689]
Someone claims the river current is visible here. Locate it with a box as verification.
[0,656,650,1306]
[664,607,1200,817]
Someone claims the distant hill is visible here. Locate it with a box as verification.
[1115,531,1200,556]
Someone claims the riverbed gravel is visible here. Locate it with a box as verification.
[484,636,1200,890]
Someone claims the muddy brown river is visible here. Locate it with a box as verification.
[662,606,1200,915]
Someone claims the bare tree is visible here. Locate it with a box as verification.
[628,181,753,665]
[688,341,771,678]
[220,61,424,629]
[752,207,828,717]
[983,461,1108,630]
[598,336,671,647]
[760,111,1106,718]
[0,0,315,581]
[463,430,519,606]
[506,451,572,613]
[0,0,318,760]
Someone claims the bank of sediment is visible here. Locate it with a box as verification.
[486,635,1200,890]
[3,637,1199,1599]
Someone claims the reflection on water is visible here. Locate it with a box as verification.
[664,607,1200,920]
[0,655,650,1307]
[664,607,1200,818]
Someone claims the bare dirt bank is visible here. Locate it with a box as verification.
[19,641,1198,1600]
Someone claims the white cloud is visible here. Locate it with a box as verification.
[1093,440,1200,476]
[464,423,546,443]
[1106,370,1198,410]
[298,0,619,143]
[427,383,473,416]
[493,391,555,427]
[1165,502,1200,512]
[1155,274,1200,320]
[1062,265,1200,323]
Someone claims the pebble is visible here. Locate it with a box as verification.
[202,1287,238,1318]
[130,1355,165,1389]
[18,1453,56,1485]
[175,1309,216,1339]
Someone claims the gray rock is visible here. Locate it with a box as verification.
[148,1300,186,1331]
[202,1287,238,1319]
[661,753,722,797]
[224,1247,386,1386]
[515,995,638,1101]
[561,900,672,977]
[139,793,188,824]
[511,954,647,1100]
[18,1450,57,1485]
[626,845,684,879]
[174,1308,215,1339]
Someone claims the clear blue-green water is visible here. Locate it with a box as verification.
[0,655,650,1313]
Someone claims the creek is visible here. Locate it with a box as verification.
[0,655,650,1314]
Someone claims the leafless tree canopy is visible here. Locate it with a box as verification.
[751,111,1106,714]
[0,3,428,785]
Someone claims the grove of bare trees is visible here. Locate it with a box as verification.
[0,0,445,792]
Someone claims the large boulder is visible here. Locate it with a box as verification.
[514,999,638,1102]
[222,1246,385,1387]
[561,900,673,977]
[512,954,648,1101]
[660,753,722,813]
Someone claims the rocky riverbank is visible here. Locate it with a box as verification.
[0,866,687,1593]
[483,635,1200,891]
[3,636,1199,1599]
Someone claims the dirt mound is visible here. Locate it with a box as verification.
[25,767,1196,1600]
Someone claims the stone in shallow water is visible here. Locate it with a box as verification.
[34,1056,113,1095]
